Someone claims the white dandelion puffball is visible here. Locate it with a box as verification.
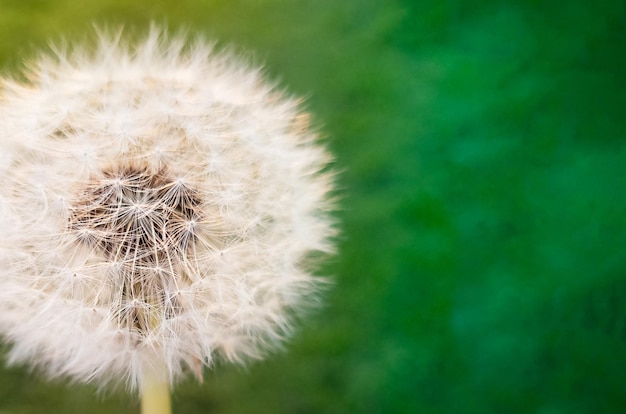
[0,29,335,390]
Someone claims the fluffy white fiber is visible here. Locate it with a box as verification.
[0,27,335,390]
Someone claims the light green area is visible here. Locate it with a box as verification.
[0,0,625,412]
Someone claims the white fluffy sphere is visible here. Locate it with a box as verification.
[0,28,335,390]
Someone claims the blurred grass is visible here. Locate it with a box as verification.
[0,0,625,413]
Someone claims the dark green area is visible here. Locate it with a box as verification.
[0,0,625,412]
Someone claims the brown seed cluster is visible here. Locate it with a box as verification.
[69,165,203,333]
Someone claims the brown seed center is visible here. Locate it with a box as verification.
[69,165,202,333]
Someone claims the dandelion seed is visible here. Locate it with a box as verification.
[0,27,335,412]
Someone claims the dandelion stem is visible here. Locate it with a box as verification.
[141,375,171,414]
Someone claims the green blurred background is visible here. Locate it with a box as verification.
[0,0,625,412]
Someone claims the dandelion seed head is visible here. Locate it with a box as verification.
[0,27,335,390]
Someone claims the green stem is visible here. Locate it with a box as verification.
[141,375,171,414]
